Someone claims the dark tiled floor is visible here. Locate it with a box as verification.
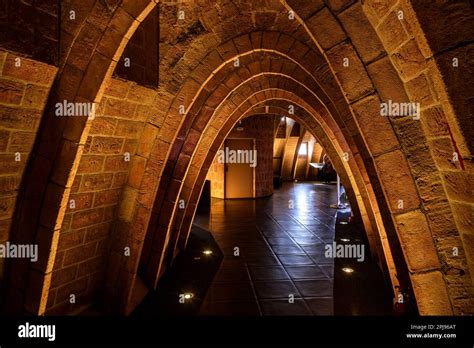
[196,182,394,316]
[86,184,393,317]
[197,182,339,316]
[131,225,224,317]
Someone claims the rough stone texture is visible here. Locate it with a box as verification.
[443,171,473,203]
[391,117,438,179]
[451,202,474,236]
[351,95,399,156]
[376,10,409,53]
[286,0,325,20]
[429,137,461,171]
[411,271,453,315]
[374,150,420,212]
[338,2,385,63]
[48,78,158,314]
[410,0,474,56]
[394,210,441,272]
[363,0,397,20]
[0,0,59,65]
[306,7,347,50]
[326,42,374,102]
[0,50,57,282]
[436,43,474,154]
[420,105,450,137]
[405,72,436,106]
[390,39,426,80]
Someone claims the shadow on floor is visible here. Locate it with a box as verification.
[333,209,394,315]
[131,225,223,317]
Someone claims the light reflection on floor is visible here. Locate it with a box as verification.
[196,182,338,316]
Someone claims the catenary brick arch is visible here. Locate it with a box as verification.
[140,76,410,307]
[139,63,396,282]
[4,0,158,315]
[110,2,470,316]
[96,5,471,315]
[118,0,470,312]
[170,100,395,277]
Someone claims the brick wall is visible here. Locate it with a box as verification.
[0,0,59,66]
[0,50,57,281]
[46,78,158,314]
[114,7,159,88]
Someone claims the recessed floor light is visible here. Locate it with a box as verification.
[342,267,354,273]
[203,250,213,255]
[340,238,350,242]
[184,293,193,300]
[339,221,348,225]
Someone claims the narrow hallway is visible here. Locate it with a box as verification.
[2,0,472,321]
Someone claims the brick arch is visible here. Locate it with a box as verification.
[361,0,471,157]
[166,87,404,292]
[105,46,348,313]
[105,34,364,303]
[106,0,471,316]
[111,9,470,312]
[4,0,157,315]
[6,0,471,316]
[172,100,388,268]
[138,69,387,287]
[238,102,374,234]
[134,68,412,312]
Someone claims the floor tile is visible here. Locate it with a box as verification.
[272,245,304,254]
[294,280,333,297]
[285,266,327,279]
[249,266,289,281]
[253,281,300,299]
[278,254,314,266]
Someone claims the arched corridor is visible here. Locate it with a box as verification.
[0,0,473,322]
